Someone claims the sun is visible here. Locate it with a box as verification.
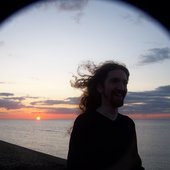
[36,116,41,120]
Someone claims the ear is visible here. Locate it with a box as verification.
[96,83,103,94]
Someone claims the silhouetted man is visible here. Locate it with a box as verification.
[67,61,145,170]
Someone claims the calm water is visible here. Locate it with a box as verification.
[0,119,170,170]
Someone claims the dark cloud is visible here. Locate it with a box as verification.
[47,107,79,114]
[0,99,24,110]
[0,93,41,110]
[36,0,88,11]
[121,13,146,24]
[138,47,170,65]
[121,85,170,114]
[0,94,40,100]
[25,96,40,99]
[57,0,88,24]
[35,0,88,24]
[29,97,80,114]
[65,97,80,104]
[0,92,78,112]
[24,85,170,115]
[0,93,14,96]
[30,105,78,114]
[3,97,25,101]
[30,99,64,105]
[1,85,169,115]
[57,0,88,11]
[30,97,80,106]
[156,85,170,93]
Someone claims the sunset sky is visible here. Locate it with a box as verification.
[0,0,170,120]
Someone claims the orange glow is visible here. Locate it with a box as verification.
[0,112,78,120]
[0,107,170,120]
[128,113,170,120]
[38,113,78,120]
[36,116,41,120]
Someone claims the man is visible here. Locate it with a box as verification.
[67,61,144,170]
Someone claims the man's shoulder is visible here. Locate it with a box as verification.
[74,112,93,126]
[119,113,135,125]
[75,112,90,121]
[72,112,96,134]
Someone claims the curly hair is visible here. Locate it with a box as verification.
[71,60,130,113]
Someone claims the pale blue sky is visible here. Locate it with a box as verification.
[0,0,170,115]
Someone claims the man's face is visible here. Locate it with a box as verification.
[98,69,128,108]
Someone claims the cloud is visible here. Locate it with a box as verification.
[29,97,80,114]
[47,107,79,114]
[0,99,24,110]
[1,94,40,101]
[138,47,170,65]
[29,105,79,114]
[25,96,40,99]
[1,85,169,115]
[30,85,170,115]
[57,0,88,24]
[36,0,88,11]
[0,93,42,110]
[121,85,170,114]
[30,99,64,105]
[121,13,146,24]
[3,97,25,101]
[0,92,77,112]
[0,93,14,96]
[57,0,88,11]
[65,97,80,104]
[30,97,80,106]
[36,0,88,24]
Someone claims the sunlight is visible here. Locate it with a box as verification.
[36,116,41,120]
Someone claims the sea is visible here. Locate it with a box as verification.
[0,119,170,170]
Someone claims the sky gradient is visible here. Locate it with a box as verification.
[0,0,170,120]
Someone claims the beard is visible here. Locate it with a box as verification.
[103,89,127,108]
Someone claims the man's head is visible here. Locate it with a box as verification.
[71,61,129,112]
[97,69,128,108]
[92,61,129,109]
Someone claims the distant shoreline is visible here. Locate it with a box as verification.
[0,140,66,170]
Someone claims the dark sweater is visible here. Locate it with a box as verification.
[67,111,144,170]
